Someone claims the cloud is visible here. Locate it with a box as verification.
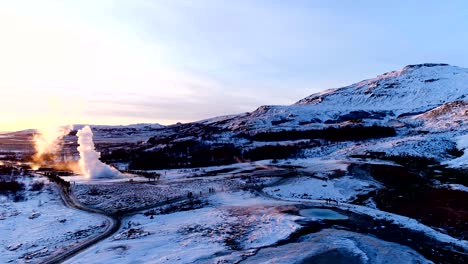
[2,0,467,131]
[85,89,265,124]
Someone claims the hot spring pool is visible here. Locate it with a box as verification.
[299,208,348,220]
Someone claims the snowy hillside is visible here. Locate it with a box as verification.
[296,63,466,110]
[97,63,467,171]
[414,101,467,131]
[65,124,166,146]
[220,63,467,132]
[5,64,465,169]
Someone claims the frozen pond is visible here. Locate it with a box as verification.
[299,208,348,220]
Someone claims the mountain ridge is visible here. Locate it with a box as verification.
[215,63,467,133]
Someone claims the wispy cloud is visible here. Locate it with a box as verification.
[1,0,467,130]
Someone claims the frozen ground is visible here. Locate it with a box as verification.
[446,134,468,168]
[68,160,273,184]
[73,177,250,214]
[262,158,380,203]
[65,191,301,264]
[242,229,432,264]
[264,189,468,251]
[71,161,286,214]
[0,175,107,263]
[264,176,379,202]
[439,184,468,192]
[298,132,461,163]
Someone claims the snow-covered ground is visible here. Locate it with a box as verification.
[0,175,107,263]
[262,190,468,251]
[414,101,467,131]
[439,184,468,192]
[73,177,251,214]
[264,176,379,202]
[71,161,287,214]
[65,191,301,264]
[242,229,432,264]
[446,134,468,168]
[140,161,260,182]
[275,158,350,177]
[343,203,468,251]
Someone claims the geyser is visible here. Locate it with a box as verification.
[32,125,73,169]
[77,125,120,178]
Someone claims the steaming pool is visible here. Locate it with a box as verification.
[299,208,348,220]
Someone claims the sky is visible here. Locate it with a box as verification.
[1,0,467,131]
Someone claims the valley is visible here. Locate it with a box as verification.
[1,63,467,263]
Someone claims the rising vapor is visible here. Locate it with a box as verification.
[32,125,73,169]
[77,125,120,178]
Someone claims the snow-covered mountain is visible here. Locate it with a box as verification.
[4,63,460,170]
[216,63,467,132]
[117,63,467,170]
[296,63,466,110]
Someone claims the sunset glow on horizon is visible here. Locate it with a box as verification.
[0,3,467,263]
[1,0,467,131]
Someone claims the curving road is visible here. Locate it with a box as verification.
[42,184,121,264]
[40,178,194,264]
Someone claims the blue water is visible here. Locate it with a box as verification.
[299,208,348,220]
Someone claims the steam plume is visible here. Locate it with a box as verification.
[77,125,120,178]
[32,125,72,169]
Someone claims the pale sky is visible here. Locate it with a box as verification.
[1,0,467,131]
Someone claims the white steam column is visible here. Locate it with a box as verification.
[77,126,120,178]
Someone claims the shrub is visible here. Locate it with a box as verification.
[251,125,396,142]
[244,145,299,161]
[13,192,25,202]
[0,178,25,193]
[447,147,464,158]
[88,186,100,196]
[30,181,45,191]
